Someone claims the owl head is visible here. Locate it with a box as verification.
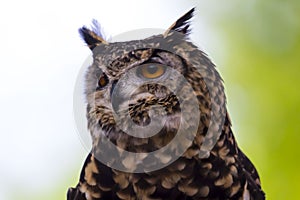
[78,8,226,171]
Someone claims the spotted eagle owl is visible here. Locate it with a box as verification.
[67,8,265,200]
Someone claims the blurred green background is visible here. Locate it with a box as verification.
[205,0,300,199]
[1,0,299,199]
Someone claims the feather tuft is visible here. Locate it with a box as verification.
[79,20,109,50]
[164,7,195,37]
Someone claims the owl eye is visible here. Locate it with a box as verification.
[138,64,166,79]
[97,73,109,89]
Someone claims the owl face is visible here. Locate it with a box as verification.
[80,8,226,164]
[87,48,186,124]
[85,40,194,151]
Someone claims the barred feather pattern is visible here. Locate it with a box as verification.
[68,8,265,200]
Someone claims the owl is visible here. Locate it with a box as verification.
[67,8,265,200]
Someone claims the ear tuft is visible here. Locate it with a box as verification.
[164,7,195,37]
[79,20,108,50]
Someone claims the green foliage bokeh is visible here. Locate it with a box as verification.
[210,1,300,199]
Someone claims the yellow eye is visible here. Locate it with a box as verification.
[139,64,166,79]
[98,73,109,88]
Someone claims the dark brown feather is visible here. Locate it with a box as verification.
[164,7,195,36]
[79,20,108,50]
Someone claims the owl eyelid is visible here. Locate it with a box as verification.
[149,56,166,65]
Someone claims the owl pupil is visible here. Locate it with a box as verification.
[147,65,158,74]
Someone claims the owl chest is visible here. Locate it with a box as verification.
[82,156,244,200]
